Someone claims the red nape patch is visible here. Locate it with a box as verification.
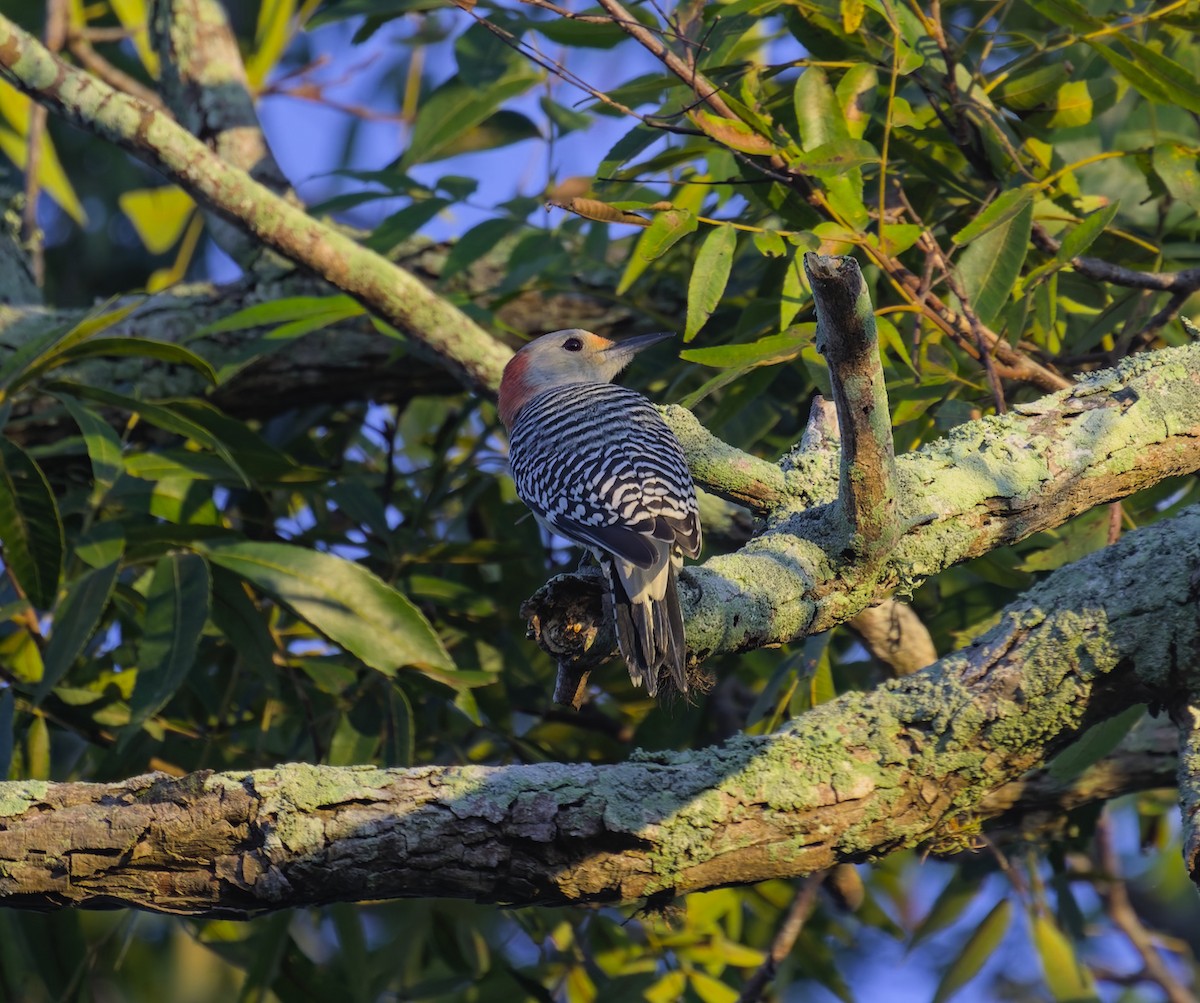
[498,351,534,428]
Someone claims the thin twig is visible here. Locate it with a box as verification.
[737,872,827,1003]
[1095,814,1197,1003]
[67,34,165,109]
[457,6,701,135]
[592,0,736,120]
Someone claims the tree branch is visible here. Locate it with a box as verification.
[1,507,1196,915]
[526,342,1200,669]
[150,0,295,265]
[0,14,512,396]
[805,253,899,560]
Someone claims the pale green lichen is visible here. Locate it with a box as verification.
[0,781,48,818]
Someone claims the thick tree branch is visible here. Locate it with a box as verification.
[527,342,1200,669]
[1,508,1196,915]
[0,14,512,396]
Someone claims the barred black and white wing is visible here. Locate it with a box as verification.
[508,383,701,694]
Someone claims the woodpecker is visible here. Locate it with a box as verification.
[498,329,702,696]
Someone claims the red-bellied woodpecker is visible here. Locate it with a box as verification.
[498,329,702,696]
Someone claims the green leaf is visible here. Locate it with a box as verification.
[0,437,64,608]
[25,714,50,780]
[1092,37,1200,113]
[781,251,810,330]
[836,64,878,140]
[996,65,1070,111]
[794,67,848,150]
[1030,913,1099,1002]
[681,327,812,368]
[789,139,879,178]
[441,218,525,280]
[193,295,363,336]
[1057,202,1121,262]
[685,226,737,341]
[50,386,308,488]
[1047,705,1145,782]
[952,186,1036,246]
[1023,0,1100,32]
[752,231,787,257]
[400,68,539,168]
[531,4,658,47]
[598,124,660,177]
[955,198,1033,327]
[911,873,982,949]
[128,552,211,732]
[367,199,452,252]
[0,302,138,401]
[329,709,381,767]
[54,393,123,503]
[198,541,457,683]
[0,687,12,780]
[1153,145,1200,211]
[617,209,698,294]
[209,566,277,681]
[51,337,217,385]
[931,899,1012,1003]
[35,562,121,704]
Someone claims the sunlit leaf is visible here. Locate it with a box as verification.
[952,186,1036,246]
[617,209,698,293]
[199,541,458,683]
[685,225,737,341]
[955,198,1033,327]
[931,899,1012,1003]
[1030,913,1099,1002]
[118,187,196,254]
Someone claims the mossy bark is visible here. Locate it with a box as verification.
[1,509,1197,915]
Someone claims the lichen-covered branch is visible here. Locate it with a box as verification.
[151,0,294,265]
[527,343,1200,667]
[805,253,898,560]
[1,508,1196,915]
[0,14,511,395]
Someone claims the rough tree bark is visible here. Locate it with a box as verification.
[0,10,1199,921]
[0,506,1196,915]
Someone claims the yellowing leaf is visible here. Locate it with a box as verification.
[841,0,865,33]
[0,82,87,224]
[247,0,297,90]
[119,186,197,254]
[644,971,687,1003]
[932,899,1011,1003]
[690,971,738,1003]
[689,109,777,155]
[1030,913,1099,1002]
[108,0,160,76]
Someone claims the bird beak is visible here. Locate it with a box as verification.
[602,331,675,359]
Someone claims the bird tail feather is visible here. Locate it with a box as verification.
[603,552,687,697]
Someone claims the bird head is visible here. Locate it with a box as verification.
[498,329,672,427]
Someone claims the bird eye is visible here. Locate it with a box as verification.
[563,337,583,352]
